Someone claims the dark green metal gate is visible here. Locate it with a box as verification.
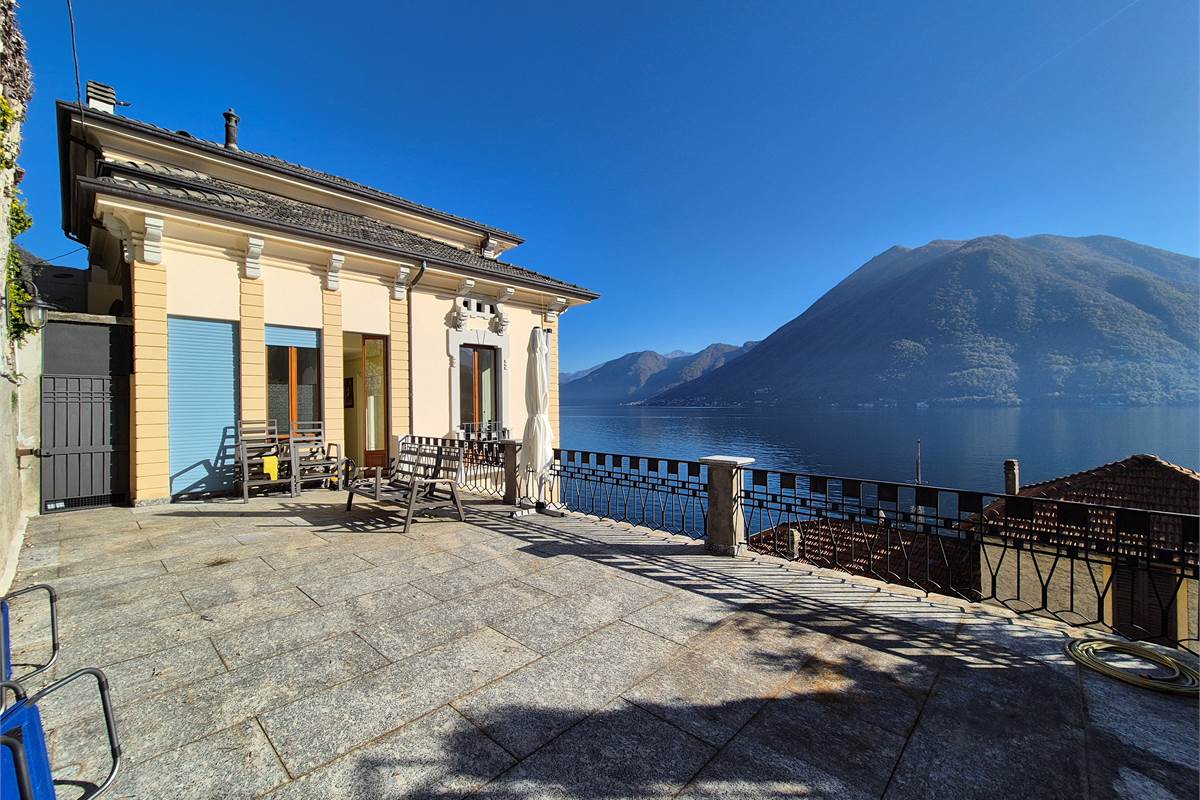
[39,320,131,513]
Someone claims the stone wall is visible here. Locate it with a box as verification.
[0,0,33,591]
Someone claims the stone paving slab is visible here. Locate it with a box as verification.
[5,493,1196,800]
[475,698,715,799]
[103,719,289,800]
[212,582,439,668]
[451,621,680,758]
[261,626,538,776]
[47,631,388,777]
[262,707,514,800]
[181,552,375,610]
[490,575,668,654]
[357,580,555,663]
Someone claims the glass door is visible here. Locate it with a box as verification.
[459,345,498,437]
[362,335,388,467]
[267,341,321,435]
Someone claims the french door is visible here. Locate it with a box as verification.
[361,335,389,467]
[267,343,320,435]
[459,345,499,437]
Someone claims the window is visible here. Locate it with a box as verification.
[459,345,498,435]
[266,339,321,434]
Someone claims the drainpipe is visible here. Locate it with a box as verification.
[409,260,427,289]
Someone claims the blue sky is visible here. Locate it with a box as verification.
[15,0,1198,371]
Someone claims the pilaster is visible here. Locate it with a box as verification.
[390,295,411,443]
[321,289,344,454]
[131,258,170,503]
[239,277,266,419]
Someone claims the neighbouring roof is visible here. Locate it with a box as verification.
[81,158,597,299]
[57,100,522,243]
[1018,454,1199,515]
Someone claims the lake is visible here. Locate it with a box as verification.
[559,404,1199,493]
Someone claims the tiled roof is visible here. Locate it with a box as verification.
[61,101,522,242]
[1018,454,1199,515]
[89,160,596,298]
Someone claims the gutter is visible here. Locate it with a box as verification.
[77,175,599,301]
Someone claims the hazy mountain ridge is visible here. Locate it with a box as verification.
[647,234,1198,407]
[562,342,758,404]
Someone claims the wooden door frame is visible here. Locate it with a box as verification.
[460,344,499,433]
[362,334,389,468]
[269,344,321,437]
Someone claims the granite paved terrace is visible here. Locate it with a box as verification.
[7,491,1198,800]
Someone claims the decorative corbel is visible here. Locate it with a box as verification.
[545,296,567,322]
[326,252,344,291]
[481,235,500,260]
[449,304,468,332]
[448,277,475,330]
[101,212,133,264]
[142,216,164,264]
[393,265,412,301]
[134,215,164,264]
[244,236,264,279]
[490,285,515,334]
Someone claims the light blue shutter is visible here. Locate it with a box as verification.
[168,317,240,497]
[265,325,320,349]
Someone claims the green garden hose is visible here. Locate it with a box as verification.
[1066,638,1199,696]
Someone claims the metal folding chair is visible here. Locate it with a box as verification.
[1,584,59,684]
[1,669,121,799]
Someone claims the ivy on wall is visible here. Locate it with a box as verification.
[0,92,34,344]
[5,191,32,341]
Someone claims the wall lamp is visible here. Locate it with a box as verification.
[3,277,49,331]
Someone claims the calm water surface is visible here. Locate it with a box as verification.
[560,404,1199,493]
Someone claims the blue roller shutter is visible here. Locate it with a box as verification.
[265,325,320,349]
[168,317,240,497]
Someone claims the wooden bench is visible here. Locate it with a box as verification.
[236,420,293,503]
[344,441,466,531]
[288,420,342,494]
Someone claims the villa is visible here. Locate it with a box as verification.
[54,82,596,504]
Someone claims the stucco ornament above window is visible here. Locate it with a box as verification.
[447,279,516,333]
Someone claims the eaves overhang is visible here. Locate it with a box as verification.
[78,174,600,302]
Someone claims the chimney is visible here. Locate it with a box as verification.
[223,108,240,150]
[1004,459,1020,495]
[85,81,117,114]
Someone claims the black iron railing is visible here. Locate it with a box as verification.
[404,435,508,498]
[405,432,1197,649]
[522,449,709,538]
[741,467,1199,649]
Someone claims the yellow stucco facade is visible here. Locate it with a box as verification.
[88,203,583,502]
[61,103,593,503]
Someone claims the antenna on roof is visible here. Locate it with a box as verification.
[915,439,923,485]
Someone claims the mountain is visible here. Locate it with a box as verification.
[562,342,757,404]
[559,364,603,384]
[648,235,1199,407]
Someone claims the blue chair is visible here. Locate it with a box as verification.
[1,585,59,683]
[1,669,121,799]
[1,734,35,800]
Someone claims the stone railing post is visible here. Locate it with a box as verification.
[502,439,521,505]
[700,455,755,556]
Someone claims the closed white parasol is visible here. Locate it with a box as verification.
[517,326,554,511]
